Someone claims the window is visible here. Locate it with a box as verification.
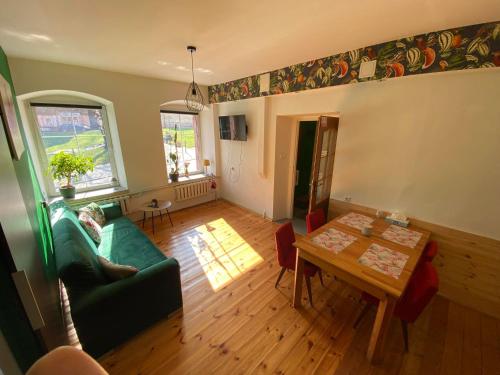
[160,111,201,176]
[31,103,119,194]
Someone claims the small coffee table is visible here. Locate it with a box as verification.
[141,200,173,234]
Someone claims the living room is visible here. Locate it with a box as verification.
[0,1,499,374]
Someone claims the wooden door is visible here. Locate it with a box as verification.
[308,116,339,217]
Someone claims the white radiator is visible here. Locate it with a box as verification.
[175,180,210,202]
[66,193,130,214]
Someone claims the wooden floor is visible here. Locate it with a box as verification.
[99,200,500,375]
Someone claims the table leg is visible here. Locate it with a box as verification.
[166,209,173,227]
[160,209,163,222]
[142,211,146,228]
[151,211,155,234]
[367,295,396,363]
[293,249,305,308]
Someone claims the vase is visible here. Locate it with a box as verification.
[60,185,76,199]
[169,173,179,183]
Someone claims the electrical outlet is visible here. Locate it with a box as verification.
[345,196,352,202]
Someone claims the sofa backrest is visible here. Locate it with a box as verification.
[51,203,106,296]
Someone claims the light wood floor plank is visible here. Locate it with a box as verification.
[96,201,500,375]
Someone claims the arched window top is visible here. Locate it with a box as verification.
[17,90,127,196]
[18,90,112,106]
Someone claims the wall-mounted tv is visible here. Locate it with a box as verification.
[219,115,248,141]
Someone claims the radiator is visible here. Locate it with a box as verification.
[65,193,130,214]
[175,180,210,202]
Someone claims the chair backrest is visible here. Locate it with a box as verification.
[422,240,438,262]
[306,209,326,233]
[395,261,439,323]
[275,222,296,267]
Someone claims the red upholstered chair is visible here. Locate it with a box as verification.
[422,240,438,262]
[354,261,439,350]
[305,209,327,282]
[306,208,326,233]
[275,222,322,305]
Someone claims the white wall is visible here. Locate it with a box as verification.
[215,97,273,217]
[214,68,500,240]
[9,57,216,214]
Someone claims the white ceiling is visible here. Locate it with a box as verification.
[1,0,499,86]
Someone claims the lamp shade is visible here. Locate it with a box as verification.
[203,159,210,167]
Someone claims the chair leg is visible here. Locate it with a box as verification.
[305,276,313,307]
[353,303,371,329]
[401,320,409,352]
[275,267,287,288]
[318,269,324,286]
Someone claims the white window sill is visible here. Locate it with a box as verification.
[168,173,211,187]
[49,186,129,206]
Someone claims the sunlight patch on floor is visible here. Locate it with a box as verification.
[188,218,264,290]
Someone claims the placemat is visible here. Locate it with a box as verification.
[382,224,422,248]
[358,243,409,279]
[312,228,357,254]
[336,212,375,230]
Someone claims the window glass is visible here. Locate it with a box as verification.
[32,105,117,191]
[160,112,201,175]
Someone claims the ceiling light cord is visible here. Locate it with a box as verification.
[190,49,195,84]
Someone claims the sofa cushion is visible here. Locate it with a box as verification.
[78,212,103,243]
[98,216,167,270]
[52,208,107,294]
[79,202,106,226]
[97,256,138,281]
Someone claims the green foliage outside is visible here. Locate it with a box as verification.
[48,151,94,187]
[162,127,195,148]
[44,130,109,165]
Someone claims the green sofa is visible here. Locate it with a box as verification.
[51,202,182,358]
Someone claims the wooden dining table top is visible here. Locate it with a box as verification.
[293,211,431,299]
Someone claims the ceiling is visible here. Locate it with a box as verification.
[1,0,499,86]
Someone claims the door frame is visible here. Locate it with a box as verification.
[286,113,340,219]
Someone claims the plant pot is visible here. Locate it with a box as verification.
[60,185,76,199]
[169,173,179,183]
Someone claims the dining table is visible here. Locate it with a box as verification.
[292,210,431,363]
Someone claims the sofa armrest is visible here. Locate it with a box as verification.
[100,203,123,221]
[70,257,182,357]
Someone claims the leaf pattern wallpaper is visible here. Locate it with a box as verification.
[209,21,499,103]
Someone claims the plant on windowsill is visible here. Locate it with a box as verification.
[48,151,94,199]
[168,125,180,183]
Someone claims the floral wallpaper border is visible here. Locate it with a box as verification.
[208,21,500,103]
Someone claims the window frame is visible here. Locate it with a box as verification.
[160,110,203,178]
[29,102,120,197]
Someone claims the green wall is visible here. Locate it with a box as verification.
[0,48,55,276]
[0,47,54,371]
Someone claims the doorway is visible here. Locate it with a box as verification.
[293,121,317,220]
[288,116,339,234]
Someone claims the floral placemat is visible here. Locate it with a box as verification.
[312,228,357,254]
[336,212,375,230]
[382,225,422,248]
[358,243,409,279]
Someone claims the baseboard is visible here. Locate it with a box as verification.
[218,198,273,222]
[329,199,500,320]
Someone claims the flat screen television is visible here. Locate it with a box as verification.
[219,115,248,141]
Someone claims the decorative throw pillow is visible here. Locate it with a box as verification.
[97,256,138,281]
[78,212,102,243]
[79,202,106,226]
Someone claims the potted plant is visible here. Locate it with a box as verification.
[48,151,94,199]
[168,125,180,182]
[169,152,179,182]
